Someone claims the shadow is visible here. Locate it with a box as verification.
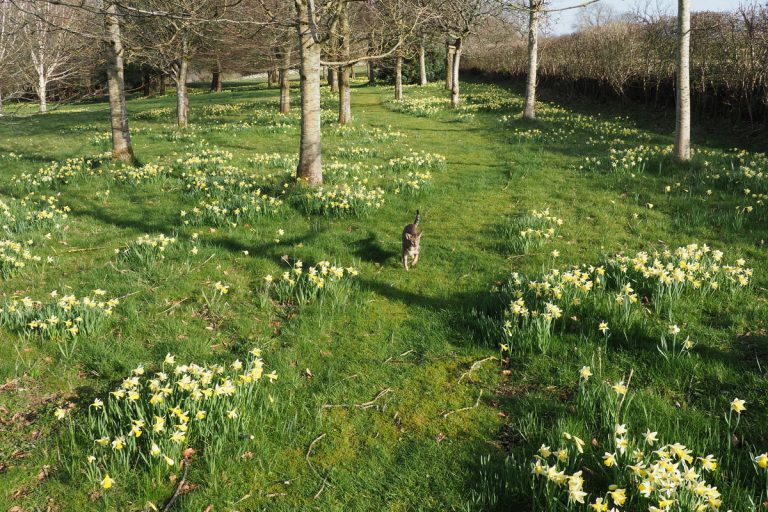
[352,231,398,265]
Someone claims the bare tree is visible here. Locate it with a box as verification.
[0,0,23,116]
[17,1,83,113]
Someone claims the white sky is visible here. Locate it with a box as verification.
[550,0,738,34]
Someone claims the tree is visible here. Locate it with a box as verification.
[498,0,600,119]
[673,0,690,162]
[17,1,83,113]
[0,0,23,116]
[440,0,495,107]
[103,1,135,162]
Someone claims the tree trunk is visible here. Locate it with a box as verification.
[339,65,352,124]
[338,7,352,125]
[329,67,338,93]
[159,74,166,95]
[211,71,221,92]
[368,61,375,85]
[0,90,4,117]
[394,56,403,101]
[176,57,189,129]
[104,1,134,163]
[523,3,541,120]
[143,68,151,96]
[673,0,691,162]
[279,50,291,114]
[419,42,428,86]
[296,0,322,186]
[445,43,454,91]
[451,39,462,107]
[38,71,47,113]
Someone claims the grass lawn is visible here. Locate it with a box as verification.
[0,77,767,511]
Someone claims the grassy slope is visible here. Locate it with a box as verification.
[0,79,766,511]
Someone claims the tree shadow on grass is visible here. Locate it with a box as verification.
[352,231,399,265]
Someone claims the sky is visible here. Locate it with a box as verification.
[550,0,739,34]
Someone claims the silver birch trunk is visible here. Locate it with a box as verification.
[419,43,427,86]
[674,0,691,162]
[339,65,351,124]
[37,70,47,113]
[296,0,322,186]
[104,1,134,163]
[329,67,339,93]
[523,4,540,120]
[394,56,403,101]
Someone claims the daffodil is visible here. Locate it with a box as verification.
[101,474,115,490]
[731,398,746,414]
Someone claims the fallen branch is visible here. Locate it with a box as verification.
[442,390,483,419]
[321,388,392,410]
[305,434,331,500]
[458,356,497,383]
[162,459,190,512]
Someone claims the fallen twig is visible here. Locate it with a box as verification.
[321,388,392,410]
[458,356,497,383]
[442,390,483,419]
[162,459,189,512]
[383,349,414,364]
[158,297,189,316]
[305,434,331,500]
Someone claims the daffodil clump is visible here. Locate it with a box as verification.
[107,163,169,184]
[390,96,449,117]
[12,157,95,190]
[133,107,173,120]
[392,171,433,195]
[247,152,299,171]
[301,183,385,216]
[0,239,45,278]
[501,267,599,352]
[499,208,564,254]
[532,427,724,511]
[329,124,405,142]
[0,290,118,339]
[173,147,234,173]
[200,102,243,116]
[117,233,178,267]
[181,192,284,227]
[333,145,378,159]
[56,350,277,493]
[263,259,359,306]
[388,151,447,173]
[498,244,751,353]
[0,193,69,235]
[605,244,752,314]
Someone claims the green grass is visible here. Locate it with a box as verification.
[0,77,767,511]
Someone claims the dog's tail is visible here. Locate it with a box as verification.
[414,209,420,226]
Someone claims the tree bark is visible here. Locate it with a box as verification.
[368,61,375,85]
[339,65,352,124]
[104,1,134,163]
[143,68,151,96]
[394,55,403,101]
[175,55,189,129]
[523,3,541,120]
[328,67,338,93]
[338,6,352,125]
[673,0,691,162]
[445,43,455,91]
[451,39,462,107]
[211,71,221,92]
[279,50,291,114]
[419,42,428,86]
[37,71,47,113]
[295,0,322,186]
[0,90,4,117]
[159,74,166,95]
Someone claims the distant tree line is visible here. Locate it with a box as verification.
[465,2,768,126]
